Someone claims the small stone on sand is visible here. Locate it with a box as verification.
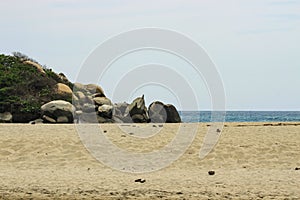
[208,170,215,175]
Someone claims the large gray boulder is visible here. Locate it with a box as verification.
[0,112,12,123]
[126,95,149,123]
[148,101,167,123]
[148,101,181,123]
[41,100,75,123]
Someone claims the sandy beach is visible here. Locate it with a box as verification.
[0,122,299,199]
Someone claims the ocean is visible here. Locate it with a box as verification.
[179,111,300,123]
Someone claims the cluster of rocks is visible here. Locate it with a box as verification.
[0,82,181,124]
[71,83,181,123]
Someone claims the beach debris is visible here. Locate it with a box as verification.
[134,178,146,183]
[295,167,300,170]
[208,170,215,175]
[216,129,221,133]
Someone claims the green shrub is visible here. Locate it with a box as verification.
[0,53,74,122]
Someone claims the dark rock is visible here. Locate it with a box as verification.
[126,95,149,123]
[42,115,56,123]
[148,101,181,123]
[13,112,40,123]
[164,104,181,123]
[131,114,149,123]
[208,170,215,175]
[98,105,113,119]
[134,178,146,183]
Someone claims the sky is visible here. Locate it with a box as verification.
[0,0,299,111]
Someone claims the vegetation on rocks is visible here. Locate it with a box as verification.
[0,52,181,123]
[0,53,73,122]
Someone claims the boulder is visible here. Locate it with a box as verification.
[24,60,45,74]
[85,84,105,96]
[0,112,12,123]
[72,94,79,102]
[112,103,132,123]
[82,103,97,113]
[131,114,148,123]
[73,82,85,92]
[98,104,113,119]
[93,97,112,106]
[164,104,181,123]
[55,83,72,97]
[74,91,86,101]
[148,101,181,123]
[113,102,129,118]
[148,101,167,123]
[74,91,94,105]
[41,100,75,123]
[58,73,69,83]
[126,95,149,123]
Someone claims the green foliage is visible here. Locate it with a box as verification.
[0,53,74,122]
[12,52,38,64]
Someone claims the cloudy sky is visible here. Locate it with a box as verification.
[1,0,299,110]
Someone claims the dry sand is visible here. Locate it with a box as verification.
[0,122,300,199]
